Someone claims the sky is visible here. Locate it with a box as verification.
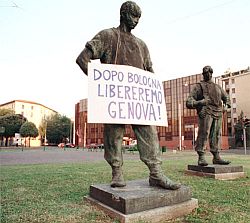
[1,0,249,118]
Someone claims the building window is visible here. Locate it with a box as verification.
[232,88,235,93]
[183,83,189,93]
[165,88,171,96]
[31,106,34,110]
[232,98,236,103]
[231,79,235,84]
[22,104,24,109]
[166,103,171,111]
[233,108,236,113]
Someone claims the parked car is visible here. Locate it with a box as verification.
[97,143,104,149]
[58,143,65,148]
[86,143,98,149]
[66,143,75,148]
[58,143,75,148]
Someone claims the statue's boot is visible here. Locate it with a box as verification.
[148,164,181,190]
[110,167,126,187]
[197,151,208,166]
[211,151,231,165]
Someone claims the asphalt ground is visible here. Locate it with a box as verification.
[0,146,249,166]
[0,147,138,165]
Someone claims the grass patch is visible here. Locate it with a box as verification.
[1,154,249,223]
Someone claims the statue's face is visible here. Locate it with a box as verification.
[203,67,212,81]
[124,11,140,30]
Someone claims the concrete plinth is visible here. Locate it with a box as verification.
[86,179,198,223]
[186,165,245,180]
[86,196,198,223]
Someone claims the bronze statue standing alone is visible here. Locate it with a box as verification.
[186,65,231,166]
[76,1,181,190]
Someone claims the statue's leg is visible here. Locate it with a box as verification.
[132,125,181,190]
[104,124,126,187]
[195,115,212,166]
[209,118,231,165]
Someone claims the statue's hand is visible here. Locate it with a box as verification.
[197,98,210,106]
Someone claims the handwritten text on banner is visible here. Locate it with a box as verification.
[88,63,168,126]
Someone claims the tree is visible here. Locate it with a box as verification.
[46,114,71,144]
[38,118,47,145]
[0,114,27,146]
[244,118,250,147]
[20,122,39,147]
[234,111,250,147]
[0,108,14,116]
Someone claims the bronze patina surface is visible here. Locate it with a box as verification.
[186,66,231,166]
[76,1,180,190]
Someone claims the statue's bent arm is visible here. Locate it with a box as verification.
[76,48,93,76]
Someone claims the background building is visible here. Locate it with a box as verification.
[75,72,230,150]
[0,100,57,146]
[219,67,250,147]
[220,67,250,132]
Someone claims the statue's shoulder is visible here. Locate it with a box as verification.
[96,28,117,37]
[191,81,203,92]
[199,80,205,86]
[134,36,147,47]
[194,81,203,88]
[127,32,146,46]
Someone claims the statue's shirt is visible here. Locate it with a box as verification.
[187,80,230,119]
[85,28,152,71]
[200,81,224,118]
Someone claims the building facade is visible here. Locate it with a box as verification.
[0,100,57,146]
[75,72,230,150]
[220,67,250,136]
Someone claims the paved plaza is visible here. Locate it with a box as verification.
[0,147,249,166]
[0,147,139,165]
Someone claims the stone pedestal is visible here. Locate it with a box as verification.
[85,179,198,223]
[186,165,245,180]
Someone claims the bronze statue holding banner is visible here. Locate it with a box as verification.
[186,65,231,166]
[76,1,180,190]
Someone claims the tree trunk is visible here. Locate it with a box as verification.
[5,137,9,147]
[0,136,3,146]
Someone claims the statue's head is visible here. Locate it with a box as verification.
[202,65,213,81]
[120,1,141,30]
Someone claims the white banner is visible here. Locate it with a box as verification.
[88,63,168,126]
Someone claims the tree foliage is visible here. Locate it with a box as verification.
[0,114,27,146]
[20,121,39,147]
[0,108,14,116]
[38,118,47,143]
[0,114,27,138]
[234,111,250,147]
[20,122,39,138]
[46,114,71,144]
